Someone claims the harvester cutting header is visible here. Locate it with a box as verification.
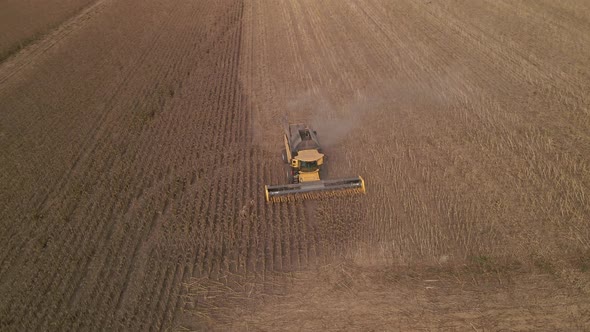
[264,123,366,202]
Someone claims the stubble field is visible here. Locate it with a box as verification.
[1,0,589,330]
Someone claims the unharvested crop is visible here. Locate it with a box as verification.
[1,0,589,330]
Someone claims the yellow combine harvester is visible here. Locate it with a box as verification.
[264,123,366,202]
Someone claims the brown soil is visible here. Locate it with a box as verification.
[0,0,97,61]
[0,0,589,330]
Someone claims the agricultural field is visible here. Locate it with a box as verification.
[0,0,96,61]
[1,0,589,330]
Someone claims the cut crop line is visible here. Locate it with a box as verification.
[0,0,108,87]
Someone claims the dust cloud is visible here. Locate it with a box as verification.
[282,89,382,148]
[251,73,461,153]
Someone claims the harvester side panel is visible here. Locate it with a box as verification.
[283,134,292,162]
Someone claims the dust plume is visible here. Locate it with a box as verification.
[284,89,382,148]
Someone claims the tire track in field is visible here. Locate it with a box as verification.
[0,0,107,87]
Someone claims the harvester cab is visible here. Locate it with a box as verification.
[290,149,323,182]
[265,123,366,202]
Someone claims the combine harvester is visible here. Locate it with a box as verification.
[265,123,366,202]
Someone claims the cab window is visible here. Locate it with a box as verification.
[300,161,318,171]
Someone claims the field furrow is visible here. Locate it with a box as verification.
[1,0,590,330]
